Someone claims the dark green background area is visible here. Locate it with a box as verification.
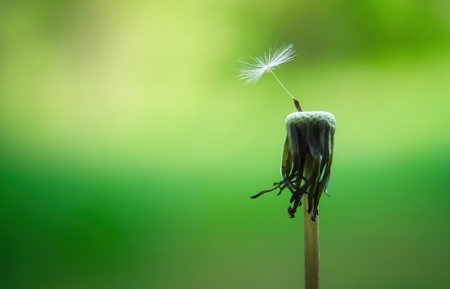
[1,1,450,288]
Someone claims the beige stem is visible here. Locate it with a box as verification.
[303,155,320,289]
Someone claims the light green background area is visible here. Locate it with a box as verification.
[1,1,450,288]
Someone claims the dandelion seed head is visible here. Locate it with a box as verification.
[238,43,296,85]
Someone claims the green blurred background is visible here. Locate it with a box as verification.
[1,1,450,288]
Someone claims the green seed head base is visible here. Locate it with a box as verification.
[285,111,336,129]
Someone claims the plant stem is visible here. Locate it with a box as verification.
[303,155,320,289]
[303,203,319,289]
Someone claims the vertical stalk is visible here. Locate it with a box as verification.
[303,205,319,289]
[303,155,320,289]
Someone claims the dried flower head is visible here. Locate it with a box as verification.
[238,43,296,100]
[251,111,336,221]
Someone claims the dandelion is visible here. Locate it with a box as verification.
[240,42,337,289]
[238,43,297,103]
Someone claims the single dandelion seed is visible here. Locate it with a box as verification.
[238,43,296,100]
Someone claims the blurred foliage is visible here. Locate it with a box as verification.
[238,0,450,61]
[1,0,450,288]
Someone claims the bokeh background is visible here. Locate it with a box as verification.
[1,1,450,288]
